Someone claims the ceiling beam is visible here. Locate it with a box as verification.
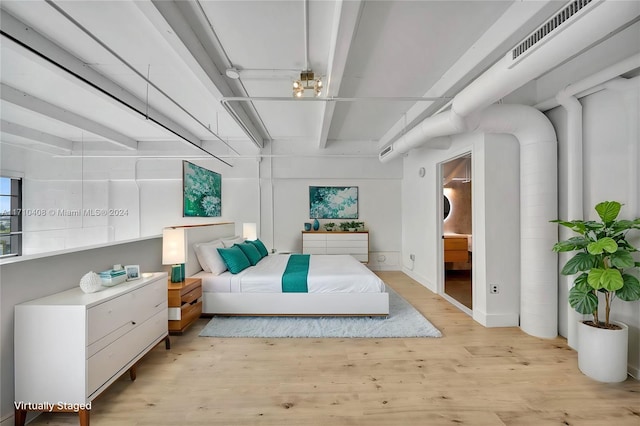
[317,0,363,149]
[377,0,561,149]
[140,0,266,149]
[0,119,73,153]
[0,8,207,151]
[1,83,137,150]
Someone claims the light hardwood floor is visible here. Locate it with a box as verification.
[29,271,639,425]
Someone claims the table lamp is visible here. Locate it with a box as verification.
[162,227,186,283]
[243,223,257,240]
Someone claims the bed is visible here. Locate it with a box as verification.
[177,222,389,316]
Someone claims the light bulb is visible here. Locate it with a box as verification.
[293,80,301,89]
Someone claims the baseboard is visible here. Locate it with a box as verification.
[473,310,519,327]
[628,364,639,380]
[368,264,401,271]
[0,411,39,426]
[0,412,11,426]
[367,251,400,271]
[401,268,436,293]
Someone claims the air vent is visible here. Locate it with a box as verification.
[379,145,393,159]
[510,0,597,66]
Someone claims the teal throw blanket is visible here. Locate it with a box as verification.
[281,254,310,292]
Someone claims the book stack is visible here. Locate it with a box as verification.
[99,269,127,287]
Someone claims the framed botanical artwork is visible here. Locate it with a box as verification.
[183,161,222,217]
[309,186,358,219]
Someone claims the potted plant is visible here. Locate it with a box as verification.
[324,222,336,231]
[552,201,640,382]
[339,222,351,232]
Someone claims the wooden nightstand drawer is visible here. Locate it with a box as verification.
[181,285,202,305]
[169,301,202,332]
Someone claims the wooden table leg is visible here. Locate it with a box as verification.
[14,409,27,426]
[78,408,90,426]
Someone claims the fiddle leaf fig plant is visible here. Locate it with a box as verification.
[551,201,640,329]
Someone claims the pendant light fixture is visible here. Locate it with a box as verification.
[292,0,322,98]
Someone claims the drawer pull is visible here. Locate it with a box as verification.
[154,302,163,308]
[131,321,136,325]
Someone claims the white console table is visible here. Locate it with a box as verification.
[302,231,369,262]
[14,272,169,426]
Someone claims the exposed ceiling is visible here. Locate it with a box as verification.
[0,1,569,163]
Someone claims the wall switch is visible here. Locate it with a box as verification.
[490,284,499,294]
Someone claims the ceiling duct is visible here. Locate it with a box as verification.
[510,0,596,66]
[379,0,638,162]
[379,144,393,159]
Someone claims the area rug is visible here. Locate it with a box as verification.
[198,287,442,338]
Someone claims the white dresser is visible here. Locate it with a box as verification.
[14,272,168,426]
[302,231,369,262]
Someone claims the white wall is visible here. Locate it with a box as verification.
[476,134,521,327]
[0,146,260,254]
[546,85,640,378]
[259,141,403,270]
[401,132,521,327]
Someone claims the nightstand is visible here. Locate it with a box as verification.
[167,277,202,335]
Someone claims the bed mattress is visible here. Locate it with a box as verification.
[193,254,385,294]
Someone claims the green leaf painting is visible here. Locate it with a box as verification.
[183,161,221,217]
[309,186,358,219]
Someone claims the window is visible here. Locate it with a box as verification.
[0,176,22,257]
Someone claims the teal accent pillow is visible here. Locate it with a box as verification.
[248,239,269,258]
[216,246,251,274]
[235,242,262,266]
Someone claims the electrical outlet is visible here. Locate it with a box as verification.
[409,254,415,261]
[490,284,499,294]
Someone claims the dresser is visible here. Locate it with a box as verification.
[14,272,169,426]
[302,231,369,262]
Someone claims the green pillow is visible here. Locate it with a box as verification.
[235,242,262,266]
[248,239,269,258]
[216,246,251,274]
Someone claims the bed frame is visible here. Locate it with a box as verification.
[179,222,389,316]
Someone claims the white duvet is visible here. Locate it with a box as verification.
[195,254,386,294]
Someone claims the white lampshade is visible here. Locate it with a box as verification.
[242,223,257,240]
[162,228,186,265]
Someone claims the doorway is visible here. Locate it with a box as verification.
[441,154,472,312]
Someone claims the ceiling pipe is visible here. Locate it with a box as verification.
[603,76,640,217]
[471,104,558,338]
[303,0,309,71]
[555,90,584,349]
[379,0,640,339]
[549,65,639,349]
[380,0,639,163]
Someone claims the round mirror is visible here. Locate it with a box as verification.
[443,195,451,220]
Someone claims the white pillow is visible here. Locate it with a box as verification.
[194,240,227,275]
[221,235,245,248]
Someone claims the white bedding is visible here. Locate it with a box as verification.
[194,254,386,294]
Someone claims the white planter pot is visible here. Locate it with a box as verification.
[577,320,628,383]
